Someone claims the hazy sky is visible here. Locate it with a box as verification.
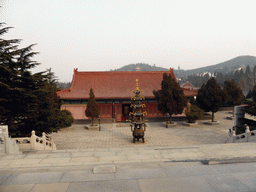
[1,0,256,82]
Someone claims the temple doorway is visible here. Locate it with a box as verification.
[122,104,132,121]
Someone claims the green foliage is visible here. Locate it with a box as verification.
[56,110,74,128]
[196,77,223,122]
[153,73,187,122]
[85,88,99,125]
[186,64,256,92]
[223,80,244,107]
[189,97,196,105]
[0,23,73,136]
[246,85,256,116]
[57,82,71,89]
[246,89,253,98]
[185,104,204,123]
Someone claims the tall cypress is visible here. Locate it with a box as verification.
[223,80,243,107]
[196,77,223,122]
[85,88,99,125]
[153,73,187,123]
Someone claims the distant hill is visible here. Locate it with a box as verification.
[112,63,169,71]
[181,55,256,75]
[113,55,256,77]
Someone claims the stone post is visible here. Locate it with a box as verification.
[50,137,56,150]
[245,125,250,142]
[0,125,8,153]
[42,132,46,150]
[30,130,36,150]
[232,130,236,143]
[4,127,10,154]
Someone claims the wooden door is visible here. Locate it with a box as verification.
[115,104,122,122]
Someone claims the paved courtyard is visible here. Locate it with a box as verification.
[50,111,237,150]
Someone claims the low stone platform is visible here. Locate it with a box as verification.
[85,125,99,130]
[183,122,198,127]
[204,121,220,125]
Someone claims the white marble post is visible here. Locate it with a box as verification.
[30,130,36,150]
[42,132,46,150]
[245,125,250,142]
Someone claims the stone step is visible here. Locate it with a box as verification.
[1,143,256,171]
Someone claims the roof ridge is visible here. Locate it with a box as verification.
[75,71,172,74]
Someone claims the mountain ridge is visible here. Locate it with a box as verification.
[112,55,256,75]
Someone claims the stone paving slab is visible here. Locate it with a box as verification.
[1,172,64,185]
[93,165,116,174]
[99,155,127,161]
[115,167,168,180]
[47,111,235,150]
[70,156,99,163]
[1,162,256,191]
[165,163,219,177]
[231,172,256,190]
[2,142,256,170]
[30,183,70,192]
[40,157,71,164]
[138,177,216,192]
[0,174,11,185]
[199,174,251,192]
[67,180,141,192]
[0,184,35,192]
[60,171,115,183]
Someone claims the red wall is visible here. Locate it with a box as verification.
[61,102,164,122]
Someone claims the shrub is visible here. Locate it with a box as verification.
[58,110,74,128]
[185,104,204,123]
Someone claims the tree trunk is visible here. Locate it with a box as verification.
[212,112,214,122]
[92,117,94,126]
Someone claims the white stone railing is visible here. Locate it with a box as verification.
[0,125,21,154]
[12,130,56,151]
[228,125,256,143]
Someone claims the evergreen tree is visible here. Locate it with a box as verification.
[0,23,73,136]
[223,80,244,107]
[253,66,256,87]
[153,73,187,123]
[189,96,196,105]
[0,23,39,135]
[85,88,99,125]
[246,89,253,99]
[252,85,256,102]
[246,85,256,116]
[245,65,252,76]
[196,77,223,122]
[233,70,240,83]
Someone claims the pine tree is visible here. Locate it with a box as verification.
[196,77,223,122]
[85,88,99,125]
[246,85,256,116]
[0,23,39,135]
[223,80,244,107]
[153,73,187,123]
[253,66,256,87]
[0,23,73,136]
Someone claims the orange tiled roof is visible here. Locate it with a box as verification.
[57,68,198,100]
